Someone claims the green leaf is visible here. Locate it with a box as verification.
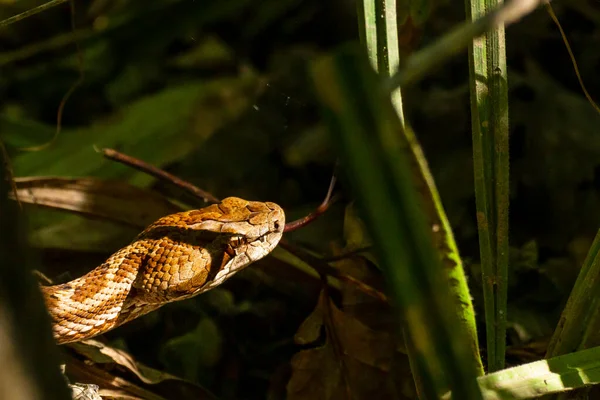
[310,46,483,399]
[160,318,223,384]
[9,76,258,187]
[476,346,600,399]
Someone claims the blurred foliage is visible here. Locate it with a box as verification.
[2,0,600,399]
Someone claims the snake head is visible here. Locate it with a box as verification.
[135,197,286,299]
[208,197,286,263]
[183,197,286,292]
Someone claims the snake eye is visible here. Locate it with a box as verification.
[274,221,280,231]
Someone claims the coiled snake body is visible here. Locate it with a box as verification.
[42,197,285,344]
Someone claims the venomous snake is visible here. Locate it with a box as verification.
[41,197,285,344]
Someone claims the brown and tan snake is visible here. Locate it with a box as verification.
[41,197,285,344]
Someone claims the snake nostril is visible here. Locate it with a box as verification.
[274,221,281,231]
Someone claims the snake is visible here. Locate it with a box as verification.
[41,197,285,345]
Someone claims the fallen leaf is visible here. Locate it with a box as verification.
[66,339,217,400]
[69,339,182,385]
[287,290,409,400]
[11,177,182,229]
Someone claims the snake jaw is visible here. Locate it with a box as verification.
[206,200,285,290]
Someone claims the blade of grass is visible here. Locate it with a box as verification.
[475,345,600,399]
[310,46,483,399]
[466,0,510,372]
[0,146,71,399]
[357,2,430,395]
[547,230,600,366]
[357,0,404,122]
[543,7,600,395]
[386,0,544,90]
[357,0,484,383]
[0,0,69,29]
[404,123,486,377]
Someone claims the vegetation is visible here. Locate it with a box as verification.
[2,0,600,399]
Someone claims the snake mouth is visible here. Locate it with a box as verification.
[227,227,283,255]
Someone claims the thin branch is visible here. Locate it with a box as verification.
[99,148,220,204]
[280,239,389,304]
[102,147,338,231]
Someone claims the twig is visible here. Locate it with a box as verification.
[280,239,389,304]
[99,148,220,204]
[102,147,338,232]
[322,246,373,262]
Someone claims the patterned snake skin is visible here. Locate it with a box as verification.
[42,197,285,344]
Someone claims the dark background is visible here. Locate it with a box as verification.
[1,0,600,398]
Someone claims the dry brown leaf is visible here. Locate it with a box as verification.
[66,354,169,400]
[11,177,182,229]
[69,340,180,385]
[336,207,407,351]
[66,340,217,400]
[287,289,407,400]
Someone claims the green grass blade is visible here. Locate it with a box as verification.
[547,230,600,357]
[357,2,431,394]
[310,45,483,399]
[466,0,510,372]
[0,147,72,399]
[386,0,543,89]
[356,0,377,68]
[476,346,600,399]
[357,0,484,383]
[356,0,404,121]
[403,125,485,377]
[0,0,68,29]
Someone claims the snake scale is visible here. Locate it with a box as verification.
[41,197,285,344]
